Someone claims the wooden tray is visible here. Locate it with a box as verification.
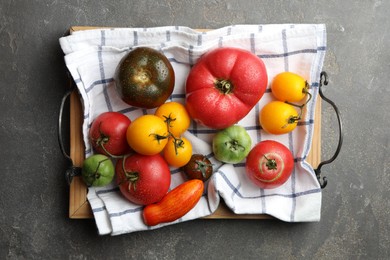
[67,26,321,219]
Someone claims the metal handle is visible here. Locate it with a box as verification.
[58,76,82,184]
[314,71,344,189]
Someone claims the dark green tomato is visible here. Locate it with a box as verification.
[82,154,115,187]
[212,125,252,164]
[114,47,175,109]
[182,154,213,182]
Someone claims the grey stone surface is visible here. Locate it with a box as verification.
[1,0,389,259]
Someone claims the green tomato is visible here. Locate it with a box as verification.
[212,125,252,164]
[82,154,115,187]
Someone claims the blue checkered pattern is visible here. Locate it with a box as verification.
[60,24,327,235]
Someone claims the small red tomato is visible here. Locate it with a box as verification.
[115,153,171,205]
[182,154,213,182]
[89,112,131,156]
[245,140,294,189]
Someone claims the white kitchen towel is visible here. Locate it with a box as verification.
[60,24,326,236]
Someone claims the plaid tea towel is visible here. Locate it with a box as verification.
[60,24,326,235]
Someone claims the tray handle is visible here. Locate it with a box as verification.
[314,71,344,189]
[58,76,82,185]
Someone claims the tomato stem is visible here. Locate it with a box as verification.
[161,113,186,156]
[195,159,213,179]
[263,155,277,170]
[215,79,233,94]
[93,122,125,159]
[120,155,139,191]
[283,81,312,125]
[163,113,177,128]
[87,157,111,181]
[225,140,246,152]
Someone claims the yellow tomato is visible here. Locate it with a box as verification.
[126,115,169,155]
[271,72,309,102]
[260,101,300,135]
[163,136,193,167]
[155,102,191,137]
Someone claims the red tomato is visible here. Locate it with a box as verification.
[89,112,131,156]
[245,140,294,189]
[185,47,268,129]
[115,153,171,205]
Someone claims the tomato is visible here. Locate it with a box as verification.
[182,154,213,182]
[212,125,252,163]
[154,101,191,137]
[114,47,175,109]
[163,136,193,167]
[260,101,300,135]
[271,72,309,102]
[143,179,204,226]
[89,112,131,156]
[245,140,294,189]
[82,154,115,187]
[115,153,171,205]
[185,47,268,129]
[126,114,169,155]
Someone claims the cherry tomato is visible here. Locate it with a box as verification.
[82,154,115,187]
[163,136,193,167]
[260,101,300,135]
[245,140,294,189]
[212,125,252,163]
[154,101,191,137]
[126,115,169,155]
[115,153,171,205]
[271,72,309,103]
[89,112,131,156]
[182,154,213,182]
[185,47,268,129]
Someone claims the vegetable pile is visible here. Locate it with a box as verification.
[81,46,314,226]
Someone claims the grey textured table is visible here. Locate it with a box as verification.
[1,1,389,259]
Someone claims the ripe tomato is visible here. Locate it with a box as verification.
[82,154,115,187]
[115,153,171,205]
[260,101,300,135]
[245,140,294,189]
[154,101,191,137]
[126,114,169,155]
[114,47,175,109]
[163,136,193,167]
[89,112,131,156]
[271,72,309,102]
[185,47,268,129]
[182,154,213,182]
[212,125,252,163]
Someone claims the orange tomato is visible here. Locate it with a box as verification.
[260,101,300,135]
[271,72,309,102]
[155,101,191,137]
[126,115,169,155]
[163,136,193,167]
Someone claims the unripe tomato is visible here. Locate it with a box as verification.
[155,102,191,137]
[260,101,299,135]
[212,125,252,163]
[82,154,115,187]
[126,115,169,155]
[271,72,309,102]
[163,136,193,167]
